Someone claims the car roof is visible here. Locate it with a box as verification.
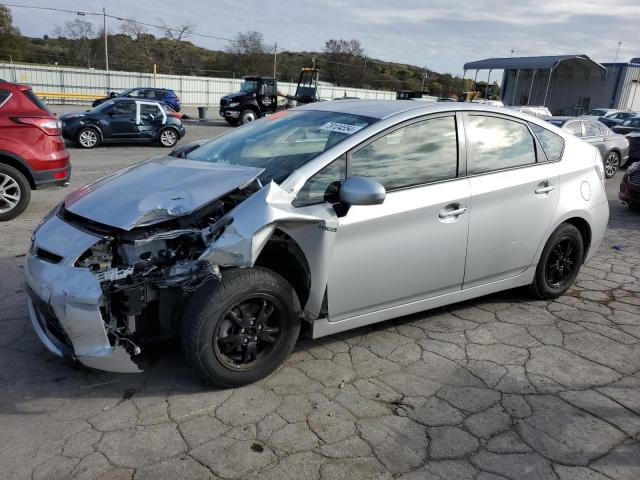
[107,97,166,106]
[296,100,545,120]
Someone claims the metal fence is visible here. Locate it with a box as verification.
[0,62,396,106]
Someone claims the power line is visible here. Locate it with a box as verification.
[1,3,278,49]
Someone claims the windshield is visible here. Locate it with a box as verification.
[621,118,640,127]
[186,110,377,184]
[89,100,117,113]
[240,80,259,93]
[585,109,607,117]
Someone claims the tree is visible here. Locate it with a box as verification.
[323,39,365,87]
[121,20,156,68]
[54,19,96,68]
[227,31,268,75]
[0,5,24,61]
[159,22,194,74]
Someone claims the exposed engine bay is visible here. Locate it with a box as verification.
[63,182,260,354]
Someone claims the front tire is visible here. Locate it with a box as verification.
[77,127,100,149]
[182,267,301,388]
[0,164,31,221]
[604,151,620,178]
[530,223,584,299]
[239,109,257,125]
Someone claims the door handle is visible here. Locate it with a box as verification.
[439,205,468,219]
[535,184,555,194]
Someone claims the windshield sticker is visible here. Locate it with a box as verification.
[319,122,364,135]
[266,111,289,121]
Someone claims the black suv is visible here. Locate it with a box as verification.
[60,98,186,148]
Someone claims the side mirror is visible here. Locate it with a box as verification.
[339,176,386,206]
[109,92,117,97]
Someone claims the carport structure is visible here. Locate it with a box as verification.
[463,55,608,114]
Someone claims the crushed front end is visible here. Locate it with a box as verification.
[25,184,254,373]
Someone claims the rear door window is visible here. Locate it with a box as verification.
[584,122,601,137]
[564,121,583,137]
[466,115,536,174]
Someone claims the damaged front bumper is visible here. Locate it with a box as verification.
[25,214,142,373]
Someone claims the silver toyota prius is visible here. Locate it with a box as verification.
[25,101,609,387]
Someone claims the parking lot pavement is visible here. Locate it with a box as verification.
[1,128,639,479]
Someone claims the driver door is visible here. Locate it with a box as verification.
[105,100,138,137]
[305,115,470,322]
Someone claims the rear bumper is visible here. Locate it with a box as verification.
[33,163,71,189]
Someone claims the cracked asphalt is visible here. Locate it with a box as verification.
[1,119,640,480]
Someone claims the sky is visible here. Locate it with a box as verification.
[6,0,640,76]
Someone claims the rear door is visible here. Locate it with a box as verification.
[136,102,166,138]
[462,113,560,287]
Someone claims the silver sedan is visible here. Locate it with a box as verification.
[25,101,609,387]
[546,116,630,177]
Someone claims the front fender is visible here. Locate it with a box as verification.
[198,182,338,317]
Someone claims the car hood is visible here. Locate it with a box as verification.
[63,156,264,231]
[59,111,88,120]
[223,92,253,102]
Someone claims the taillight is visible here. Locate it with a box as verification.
[12,117,62,135]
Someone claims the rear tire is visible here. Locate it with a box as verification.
[530,223,584,299]
[0,164,31,221]
[604,151,620,178]
[77,127,100,149]
[239,109,257,125]
[158,128,178,147]
[182,267,301,388]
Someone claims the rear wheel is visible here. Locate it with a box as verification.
[77,127,100,148]
[239,109,257,125]
[158,128,178,147]
[530,223,584,299]
[0,164,31,221]
[182,267,301,387]
[604,151,620,178]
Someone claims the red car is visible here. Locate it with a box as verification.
[0,81,71,220]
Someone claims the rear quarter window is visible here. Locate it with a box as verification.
[529,123,565,161]
[22,89,52,114]
[0,89,11,107]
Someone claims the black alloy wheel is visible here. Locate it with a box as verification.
[530,223,584,299]
[213,295,285,371]
[544,238,579,288]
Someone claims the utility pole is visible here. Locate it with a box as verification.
[362,55,367,88]
[421,66,427,92]
[312,55,316,69]
[103,7,109,72]
[613,41,622,68]
[273,41,277,79]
